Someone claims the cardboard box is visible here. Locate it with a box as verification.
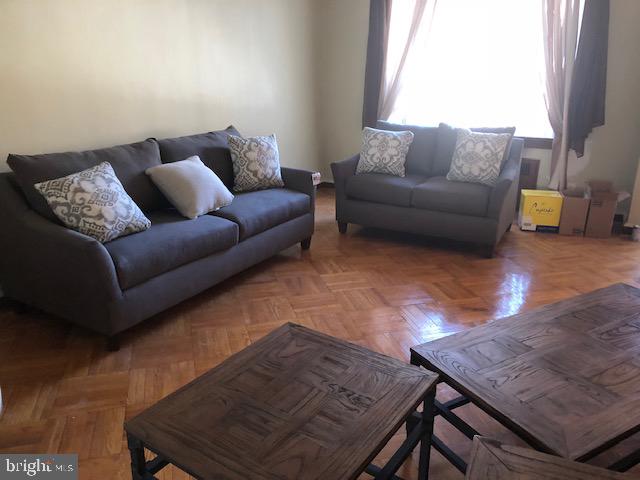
[585,180,618,238]
[559,188,590,236]
[518,189,563,232]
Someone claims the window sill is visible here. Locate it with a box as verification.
[520,137,553,149]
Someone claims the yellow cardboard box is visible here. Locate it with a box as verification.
[518,189,563,231]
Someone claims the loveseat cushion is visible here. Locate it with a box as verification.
[377,121,437,177]
[8,139,164,221]
[104,210,239,290]
[157,126,241,189]
[411,176,491,217]
[432,123,516,177]
[346,173,427,207]
[211,188,310,240]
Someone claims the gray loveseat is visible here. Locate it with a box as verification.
[331,121,523,256]
[0,126,315,348]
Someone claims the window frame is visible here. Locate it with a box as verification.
[522,137,553,149]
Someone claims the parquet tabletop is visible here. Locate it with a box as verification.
[2,188,640,479]
[412,283,640,461]
[466,437,638,479]
[126,323,437,479]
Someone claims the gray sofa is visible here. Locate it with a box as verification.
[331,121,523,256]
[0,126,315,348]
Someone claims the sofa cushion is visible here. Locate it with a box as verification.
[228,134,284,192]
[377,121,438,177]
[411,176,491,217]
[104,210,239,290]
[35,162,151,243]
[346,173,427,207]
[433,123,516,177]
[157,126,241,189]
[8,139,164,221]
[211,188,310,240]
[145,155,234,219]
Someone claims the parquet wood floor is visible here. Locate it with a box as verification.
[2,188,640,479]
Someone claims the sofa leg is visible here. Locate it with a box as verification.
[106,335,120,352]
[13,301,30,315]
[338,222,348,234]
[301,237,312,250]
[506,222,513,232]
[482,245,496,259]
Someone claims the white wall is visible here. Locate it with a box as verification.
[0,0,321,172]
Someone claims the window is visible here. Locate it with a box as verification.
[387,0,556,139]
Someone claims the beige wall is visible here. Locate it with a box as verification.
[313,0,370,180]
[313,0,640,211]
[3,0,639,198]
[570,0,640,198]
[0,0,320,172]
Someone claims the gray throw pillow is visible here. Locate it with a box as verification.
[145,155,234,219]
[446,128,512,187]
[228,134,284,192]
[356,127,414,177]
[34,162,151,243]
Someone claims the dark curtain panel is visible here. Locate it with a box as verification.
[362,0,391,128]
[568,0,609,157]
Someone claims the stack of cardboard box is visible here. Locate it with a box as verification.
[558,188,590,236]
[518,181,623,238]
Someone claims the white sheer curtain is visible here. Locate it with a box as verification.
[378,0,436,121]
[543,0,582,190]
[385,0,554,139]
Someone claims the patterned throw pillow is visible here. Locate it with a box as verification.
[34,162,151,243]
[446,128,512,187]
[227,134,284,192]
[356,127,414,177]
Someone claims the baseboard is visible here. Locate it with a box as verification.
[317,181,335,189]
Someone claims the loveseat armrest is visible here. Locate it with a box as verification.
[331,154,359,201]
[0,174,122,320]
[487,138,524,223]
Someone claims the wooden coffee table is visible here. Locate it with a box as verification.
[466,437,638,479]
[411,283,640,474]
[125,323,438,480]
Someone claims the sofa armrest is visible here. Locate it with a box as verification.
[281,167,315,197]
[331,154,359,200]
[0,174,122,307]
[281,167,316,215]
[487,138,524,222]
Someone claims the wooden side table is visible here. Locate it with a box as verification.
[125,323,438,480]
[411,284,640,474]
[467,437,638,479]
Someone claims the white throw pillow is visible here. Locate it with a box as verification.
[145,156,234,219]
[356,127,414,177]
[227,134,284,192]
[446,128,512,187]
[34,161,151,243]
